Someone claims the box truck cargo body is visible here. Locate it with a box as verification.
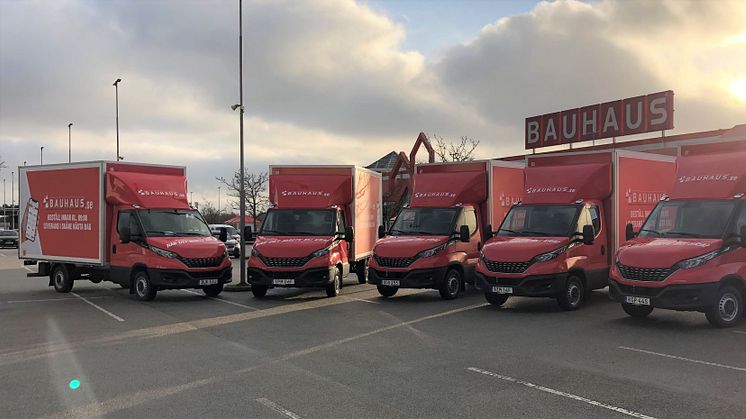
[247,166,382,298]
[477,150,676,310]
[610,151,746,327]
[18,162,232,300]
[368,160,525,300]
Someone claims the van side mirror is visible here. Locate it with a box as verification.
[625,223,635,241]
[244,226,252,242]
[582,225,595,245]
[218,227,228,243]
[741,226,746,248]
[345,226,354,242]
[378,225,386,239]
[459,225,470,243]
[120,225,131,244]
[484,224,494,240]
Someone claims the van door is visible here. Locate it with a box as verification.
[574,203,609,289]
[110,209,146,285]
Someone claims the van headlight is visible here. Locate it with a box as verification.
[533,245,568,263]
[417,243,448,259]
[311,246,333,258]
[251,247,260,257]
[676,249,722,270]
[148,245,178,259]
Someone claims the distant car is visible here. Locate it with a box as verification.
[0,229,19,248]
[209,224,241,258]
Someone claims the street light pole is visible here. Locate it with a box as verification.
[10,171,13,230]
[2,178,5,229]
[40,147,44,165]
[113,78,122,161]
[68,123,73,163]
[218,186,221,215]
[237,0,248,287]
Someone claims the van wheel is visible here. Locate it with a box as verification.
[439,269,461,300]
[203,283,224,297]
[355,260,368,284]
[377,285,398,297]
[326,267,341,297]
[622,303,653,318]
[251,285,268,298]
[52,265,73,293]
[557,275,584,311]
[705,286,742,328]
[134,271,157,301]
[89,277,102,284]
[485,292,509,306]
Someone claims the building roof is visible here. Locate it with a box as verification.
[366,151,399,172]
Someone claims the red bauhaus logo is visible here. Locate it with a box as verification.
[525,91,674,150]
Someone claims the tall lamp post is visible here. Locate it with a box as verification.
[218,186,221,216]
[10,171,13,230]
[113,78,122,161]
[68,123,73,163]
[233,0,248,288]
[40,147,44,165]
[2,178,5,229]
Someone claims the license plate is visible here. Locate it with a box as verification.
[625,296,650,306]
[491,286,513,294]
[381,279,399,287]
[273,279,295,286]
[199,279,219,286]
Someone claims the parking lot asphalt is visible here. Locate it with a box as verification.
[1,247,745,418]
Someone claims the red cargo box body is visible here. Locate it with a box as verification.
[18,161,231,300]
[610,151,746,327]
[249,166,382,297]
[369,160,524,300]
[477,150,676,310]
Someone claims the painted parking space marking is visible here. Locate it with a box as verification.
[467,367,656,419]
[345,296,381,304]
[23,266,34,272]
[7,296,111,304]
[256,398,302,419]
[618,346,746,372]
[734,330,746,335]
[71,292,125,322]
[181,289,258,310]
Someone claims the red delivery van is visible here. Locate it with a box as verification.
[247,166,382,298]
[610,151,746,327]
[18,161,232,301]
[477,150,676,310]
[369,160,524,299]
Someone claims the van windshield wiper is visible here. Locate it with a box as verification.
[498,228,520,235]
[146,230,175,236]
[520,230,549,236]
[665,231,700,238]
[260,229,285,235]
[638,228,662,237]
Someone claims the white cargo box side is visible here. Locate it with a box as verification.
[352,166,383,261]
[18,162,106,265]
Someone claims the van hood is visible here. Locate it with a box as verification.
[617,238,723,268]
[374,235,449,258]
[147,236,226,258]
[482,236,569,262]
[253,236,333,258]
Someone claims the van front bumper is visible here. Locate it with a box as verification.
[608,279,719,311]
[476,272,567,297]
[248,267,335,288]
[148,266,233,289]
[368,267,448,289]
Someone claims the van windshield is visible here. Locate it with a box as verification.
[260,209,336,236]
[498,205,579,237]
[638,200,738,239]
[138,209,212,237]
[389,208,459,236]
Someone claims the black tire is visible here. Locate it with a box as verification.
[251,284,268,298]
[622,303,653,318]
[89,277,102,284]
[326,267,341,298]
[472,278,484,292]
[203,283,224,297]
[485,292,509,306]
[133,271,157,301]
[355,260,368,285]
[52,265,73,293]
[705,286,743,328]
[439,269,462,300]
[557,274,585,311]
[377,285,398,297]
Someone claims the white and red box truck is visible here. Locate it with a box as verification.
[247,166,382,298]
[477,150,676,310]
[368,160,525,299]
[610,150,746,327]
[18,161,232,300]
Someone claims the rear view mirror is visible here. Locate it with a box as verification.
[484,224,494,240]
[741,226,746,248]
[625,223,635,241]
[345,226,355,242]
[378,225,386,239]
[582,225,595,245]
[218,227,228,242]
[120,225,131,244]
[459,225,470,243]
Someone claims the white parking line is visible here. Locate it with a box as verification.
[23,266,34,272]
[346,297,381,304]
[256,398,302,419]
[467,367,656,419]
[7,296,111,304]
[71,292,125,322]
[618,346,746,372]
[181,289,258,310]
[734,330,746,335]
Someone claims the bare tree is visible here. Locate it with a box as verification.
[432,135,480,162]
[199,201,226,224]
[216,170,269,230]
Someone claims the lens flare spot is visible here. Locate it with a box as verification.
[68,379,81,390]
[731,76,746,102]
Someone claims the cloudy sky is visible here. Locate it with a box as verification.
[1,0,745,209]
